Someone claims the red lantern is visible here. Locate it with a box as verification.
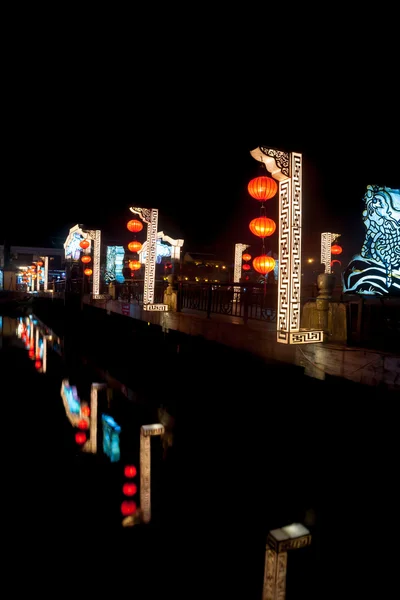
[248,176,277,202]
[242,253,251,262]
[331,244,342,255]
[128,241,142,253]
[80,239,90,249]
[34,359,42,370]
[129,260,141,271]
[331,259,342,267]
[242,263,251,271]
[249,217,276,238]
[253,255,275,275]
[81,255,92,263]
[37,261,43,266]
[124,465,137,478]
[127,219,143,233]
[84,268,93,276]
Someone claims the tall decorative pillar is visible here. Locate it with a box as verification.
[234,243,250,295]
[321,232,340,273]
[140,423,165,524]
[129,207,158,305]
[250,147,323,345]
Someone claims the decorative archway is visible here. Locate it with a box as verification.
[64,224,102,298]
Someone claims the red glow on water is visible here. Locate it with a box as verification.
[123,483,137,496]
[124,465,137,478]
[75,432,87,445]
[78,419,89,429]
[28,349,34,358]
[34,360,42,370]
[121,500,137,516]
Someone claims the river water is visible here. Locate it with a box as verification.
[1,304,398,599]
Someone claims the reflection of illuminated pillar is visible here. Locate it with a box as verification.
[262,523,312,600]
[251,147,323,345]
[234,243,250,296]
[84,382,106,454]
[42,336,48,373]
[129,207,158,305]
[140,423,165,524]
[36,268,40,291]
[321,232,340,273]
[35,328,39,357]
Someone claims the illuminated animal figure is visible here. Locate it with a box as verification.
[360,185,400,288]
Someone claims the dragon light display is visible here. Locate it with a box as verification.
[343,185,400,295]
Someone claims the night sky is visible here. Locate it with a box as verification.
[3,19,399,269]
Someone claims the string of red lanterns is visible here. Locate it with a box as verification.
[247,175,277,278]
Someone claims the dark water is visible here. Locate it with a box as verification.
[1,304,398,598]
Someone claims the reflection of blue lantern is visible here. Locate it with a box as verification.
[102,414,121,463]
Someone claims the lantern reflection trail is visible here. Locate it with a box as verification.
[262,522,311,600]
[140,423,165,524]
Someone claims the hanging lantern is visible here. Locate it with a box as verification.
[128,240,142,253]
[242,253,251,262]
[80,239,90,249]
[249,216,276,238]
[242,263,251,271]
[129,260,141,271]
[331,259,342,267]
[248,176,278,202]
[127,219,143,233]
[37,261,43,266]
[253,255,276,275]
[331,244,342,255]
[81,255,92,264]
[84,268,93,276]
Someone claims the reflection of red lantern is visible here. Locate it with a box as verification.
[81,255,91,263]
[123,483,137,496]
[248,176,278,202]
[128,241,142,253]
[80,239,90,249]
[129,260,141,271]
[253,255,275,275]
[121,500,137,516]
[249,217,276,238]
[34,360,42,370]
[124,465,137,478]
[75,432,87,445]
[78,419,89,430]
[81,405,90,417]
[242,253,251,262]
[127,219,143,233]
[331,244,342,255]
[84,268,93,276]
[242,263,251,271]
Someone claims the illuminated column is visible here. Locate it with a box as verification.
[250,147,323,345]
[234,243,250,295]
[321,232,340,273]
[140,423,165,523]
[262,523,312,600]
[36,267,40,291]
[87,229,101,297]
[43,256,49,291]
[129,207,159,305]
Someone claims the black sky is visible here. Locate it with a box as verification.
[3,15,399,266]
